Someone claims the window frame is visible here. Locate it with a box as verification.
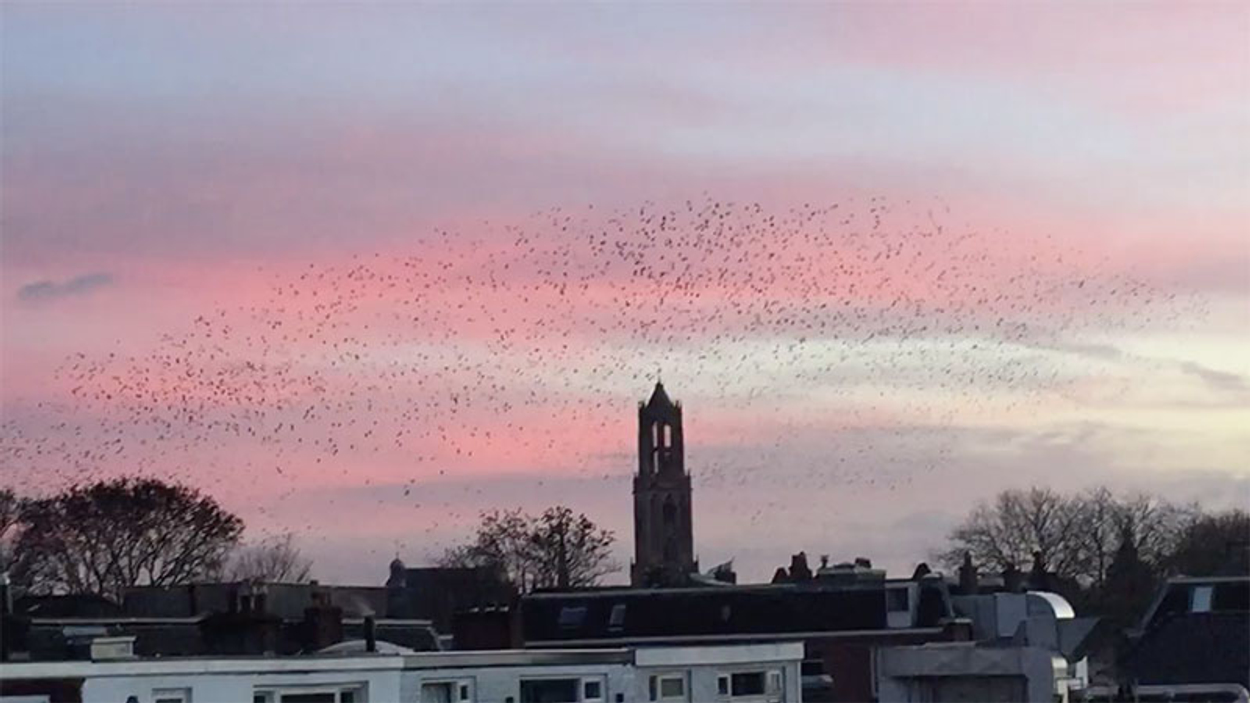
[715,668,785,702]
[648,672,687,702]
[420,678,474,703]
[608,603,626,631]
[1192,584,1214,613]
[253,685,364,703]
[518,677,582,703]
[581,676,606,703]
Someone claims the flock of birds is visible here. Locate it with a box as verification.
[0,197,1197,559]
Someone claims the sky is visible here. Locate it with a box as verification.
[2,3,1248,585]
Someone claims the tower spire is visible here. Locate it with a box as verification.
[632,381,695,587]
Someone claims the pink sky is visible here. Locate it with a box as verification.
[2,3,1247,584]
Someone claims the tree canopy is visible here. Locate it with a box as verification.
[937,486,1196,587]
[441,505,618,592]
[227,532,313,583]
[937,485,1247,627]
[11,477,244,600]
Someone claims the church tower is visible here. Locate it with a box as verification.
[631,382,697,587]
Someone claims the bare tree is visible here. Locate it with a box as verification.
[1111,493,1193,568]
[939,487,1085,581]
[528,506,618,590]
[0,488,22,572]
[1165,509,1250,576]
[440,508,535,590]
[227,533,313,583]
[14,477,243,601]
[441,506,618,592]
[940,485,1193,587]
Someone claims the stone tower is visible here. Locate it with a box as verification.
[631,382,697,587]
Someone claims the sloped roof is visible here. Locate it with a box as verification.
[1131,611,1249,687]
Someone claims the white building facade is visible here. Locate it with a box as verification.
[0,642,803,703]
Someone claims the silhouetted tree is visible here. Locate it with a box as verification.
[1165,509,1250,577]
[441,506,617,592]
[0,488,22,572]
[1099,526,1158,629]
[939,487,1086,582]
[440,508,534,589]
[528,506,617,590]
[941,486,1191,588]
[13,478,243,600]
[227,533,313,583]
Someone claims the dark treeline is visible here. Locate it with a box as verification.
[0,478,312,602]
[936,485,1249,627]
[4,477,1245,625]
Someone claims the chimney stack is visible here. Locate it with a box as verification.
[959,552,978,594]
[300,597,343,652]
[364,615,377,653]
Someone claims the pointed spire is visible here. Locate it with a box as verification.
[647,380,673,409]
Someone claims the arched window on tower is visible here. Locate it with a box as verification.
[663,496,677,527]
[653,421,670,470]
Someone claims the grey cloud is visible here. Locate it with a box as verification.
[1032,337,1249,398]
[1177,361,1249,394]
[16,272,114,302]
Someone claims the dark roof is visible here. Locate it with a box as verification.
[521,580,952,643]
[123,582,387,619]
[15,594,123,618]
[1130,612,1249,687]
[394,566,516,630]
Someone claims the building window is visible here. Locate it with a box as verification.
[582,678,604,702]
[608,603,626,631]
[886,587,910,612]
[278,694,335,703]
[520,678,579,703]
[558,605,587,629]
[732,673,765,697]
[716,670,784,700]
[1192,585,1214,613]
[886,585,914,628]
[154,689,191,703]
[254,687,361,703]
[767,671,782,696]
[649,673,686,701]
[422,681,475,703]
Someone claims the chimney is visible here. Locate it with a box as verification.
[301,600,343,652]
[789,553,812,582]
[364,615,377,653]
[959,552,978,594]
[1003,562,1023,593]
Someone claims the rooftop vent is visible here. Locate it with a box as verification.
[90,636,136,661]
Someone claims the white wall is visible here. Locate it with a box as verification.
[9,642,806,703]
[82,666,403,703]
[403,663,634,703]
[635,643,804,703]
